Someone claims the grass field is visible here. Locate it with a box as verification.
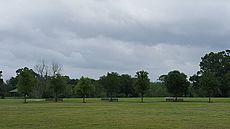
[0,98,230,129]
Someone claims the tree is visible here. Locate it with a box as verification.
[16,67,37,103]
[134,70,150,103]
[146,82,170,97]
[63,76,78,98]
[99,72,120,102]
[224,72,230,96]
[34,60,48,77]
[119,74,134,97]
[50,74,66,102]
[199,50,230,96]
[75,77,94,103]
[189,73,204,97]
[33,60,49,98]
[51,62,62,76]
[0,71,8,99]
[200,71,219,103]
[0,71,5,99]
[164,70,189,101]
[6,77,18,90]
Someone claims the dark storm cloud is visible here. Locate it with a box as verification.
[0,0,229,80]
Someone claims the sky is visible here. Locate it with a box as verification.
[0,0,230,81]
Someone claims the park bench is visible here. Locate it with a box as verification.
[101,98,118,102]
[165,97,183,102]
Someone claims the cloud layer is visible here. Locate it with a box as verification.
[0,0,229,80]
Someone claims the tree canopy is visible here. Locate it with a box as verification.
[190,50,230,98]
[50,74,66,102]
[99,72,120,101]
[134,70,150,102]
[75,76,94,103]
[16,67,37,103]
[199,71,219,103]
[164,70,189,101]
[199,50,230,96]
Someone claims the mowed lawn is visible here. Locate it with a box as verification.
[0,98,230,129]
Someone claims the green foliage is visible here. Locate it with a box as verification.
[146,82,170,97]
[6,77,18,90]
[189,74,204,97]
[164,70,189,100]
[224,72,230,96]
[0,76,6,99]
[134,70,150,102]
[16,67,37,103]
[75,76,95,103]
[99,72,120,101]
[200,71,219,103]
[119,74,134,97]
[50,74,67,102]
[199,49,230,96]
[93,80,106,97]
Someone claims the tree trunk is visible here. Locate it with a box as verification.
[141,93,144,103]
[175,96,178,102]
[55,92,58,102]
[83,95,86,103]
[110,92,112,102]
[24,94,27,103]
[208,95,211,103]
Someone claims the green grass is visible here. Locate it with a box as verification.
[0,98,230,129]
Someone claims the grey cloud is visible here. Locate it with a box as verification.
[0,0,229,80]
[2,0,230,47]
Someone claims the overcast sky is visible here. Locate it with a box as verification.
[0,0,230,81]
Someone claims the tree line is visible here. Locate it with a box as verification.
[0,50,229,103]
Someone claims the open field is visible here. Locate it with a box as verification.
[0,98,230,129]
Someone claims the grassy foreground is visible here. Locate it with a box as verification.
[0,98,230,129]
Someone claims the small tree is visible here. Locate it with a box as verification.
[17,67,37,103]
[50,74,66,102]
[200,71,219,103]
[134,70,150,103]
[165,70,189,101]
[75,77,94,103]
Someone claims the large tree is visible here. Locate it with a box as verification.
[199,50,230,96]
[200,71,219,103]
[75,77,94,103]
[16,67,37,103]
[50,74,66,102]
[165,70,189,101]
[51,62,62,76]
[33,60,48,98]
[134,70,150,103]
[99,72,120,101]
